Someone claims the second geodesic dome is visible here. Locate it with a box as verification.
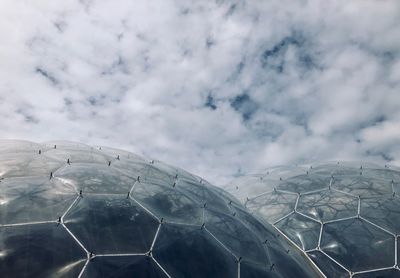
[0,140,319,278]
[225,162,400,278]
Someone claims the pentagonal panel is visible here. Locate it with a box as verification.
[132,181,203,225]
[246,191,297,223]
[64,194,159,254]
[277,174,330,194]
[0,177,76,224]
[360,196,400,234]
[0,223,86,277]
[82,256,167,277]
[275,213,320,251]
[297,189,358,222]
[307,250,348,278]
[321,218,394,272]
[54,163,136,194]
[332,175,392,197]
[152,223,238,278]
[205,208,269,265]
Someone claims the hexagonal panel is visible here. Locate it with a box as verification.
[64,194,159,254]
[362,168,400,183]
[277,174,330,194]
[240,261,271,278]
[332,175,392,197]
[152,223,238,278]
[140,164,176,185]
[0,152,63,179]
[307,250,348,278]
[43,148,111,165]
[275,213,320,251]
[246,191,297,223]
[205,208,269,265]
[361,196,400,234]
[0,223,86,277]
[0,177,76,224]
[54,163,136,194]
[353,269,400,277]
[224,175,275,202]
[321,218,395,272]
[398,235,400,267]
[297,189,358,222]
[132,181,203,225]
[82,256,167,277]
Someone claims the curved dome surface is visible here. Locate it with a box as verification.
[225,162,400,278]
[0,140,318,278]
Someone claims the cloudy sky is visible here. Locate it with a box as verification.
[1,0,400,184]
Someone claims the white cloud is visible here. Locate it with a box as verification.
[0,0,400,184]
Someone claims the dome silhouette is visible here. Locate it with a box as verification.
[225,162,400,278]
[0,140,318,278]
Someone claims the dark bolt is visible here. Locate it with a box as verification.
[67,158,70,165]
[50,172,53,179]
[58,216,61,223]
[117,155,120,160]
[279,177,282,181]
[201,223,205,229]
[79,190,83,197]
[232,212,236,216]
[54,145,56,149]
[108,161,111,166]
[172,182,176,187]
[137,176,140,182]
[203,203,207,208]
[127,192,130,198]
[238,257,242,262]
[38,150,41,154]
[160,217,164,223]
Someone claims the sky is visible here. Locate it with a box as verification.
[1,0,400,185]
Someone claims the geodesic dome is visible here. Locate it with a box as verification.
[225,162,400,278]
[0,140,318,278]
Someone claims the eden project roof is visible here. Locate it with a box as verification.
[225,162,400,278]
[0,140,319,278]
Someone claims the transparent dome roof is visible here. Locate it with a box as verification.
[225,162,400,277]
[0,140,319,278]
